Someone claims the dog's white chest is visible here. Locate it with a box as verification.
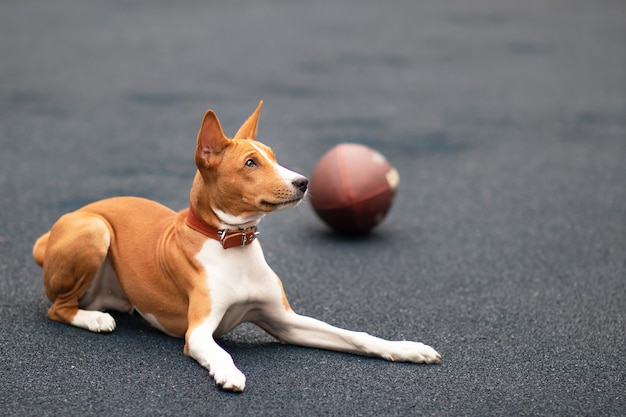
[194,238,278,334]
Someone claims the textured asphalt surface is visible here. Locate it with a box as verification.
[1,1,625,416]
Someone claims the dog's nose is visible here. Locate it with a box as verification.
[292,177,309,193]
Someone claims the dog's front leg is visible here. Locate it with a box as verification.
[185,321,246,392]
[262,311,441,364]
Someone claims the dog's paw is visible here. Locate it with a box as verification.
[209,364,246,392]
[71,310,117,333]
[386,341,441,364]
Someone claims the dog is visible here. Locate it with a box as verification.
[33,102,440,392]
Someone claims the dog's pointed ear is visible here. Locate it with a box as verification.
[234,100,263,140]
[195,109,230,168]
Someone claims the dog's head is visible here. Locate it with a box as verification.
[191,101,308,229]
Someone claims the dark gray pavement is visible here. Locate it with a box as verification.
[1,0,625,416]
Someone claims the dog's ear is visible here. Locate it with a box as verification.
[234,100,263,140]
[196,109,230,168]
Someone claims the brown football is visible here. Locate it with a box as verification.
[309,143,400,234]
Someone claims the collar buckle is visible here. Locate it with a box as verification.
[187,204,258,249]
[218,227,258,249]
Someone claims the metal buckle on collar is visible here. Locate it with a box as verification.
[249,231,260,246]
[218,228,258,249]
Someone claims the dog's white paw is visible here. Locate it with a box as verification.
[386,341,441,364]
[71,310,116,333]
[209,364,246,392]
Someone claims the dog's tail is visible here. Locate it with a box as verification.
[33,232,50,267]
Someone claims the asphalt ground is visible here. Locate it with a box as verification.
[1,0,625,416]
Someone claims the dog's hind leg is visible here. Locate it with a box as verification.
[42,212,116,333]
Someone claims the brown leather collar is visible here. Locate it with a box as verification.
[186,204,258,249]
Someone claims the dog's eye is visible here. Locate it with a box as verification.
[245,159,257,168]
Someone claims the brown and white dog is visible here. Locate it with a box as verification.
[33,102,440,392]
